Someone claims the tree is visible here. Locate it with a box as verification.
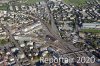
[97,9,100,13]
[0,39,8,45]
[75,42,84,50]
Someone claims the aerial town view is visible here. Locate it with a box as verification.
[0,0,100,66]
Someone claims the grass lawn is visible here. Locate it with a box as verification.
[0,4,9,10]
[80,29,100,33]
[0,39,8,46]
[64,0,98,6]
[21,0,43,4]
[64,0,87,6]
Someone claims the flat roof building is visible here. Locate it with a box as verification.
[82,23,100,29]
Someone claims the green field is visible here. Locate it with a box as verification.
[64,0,100,6]
[21,0,43,4]
[0,4,9,10]
[23,0,100,5]
[24,0,87,5]
[80,29,100,33]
